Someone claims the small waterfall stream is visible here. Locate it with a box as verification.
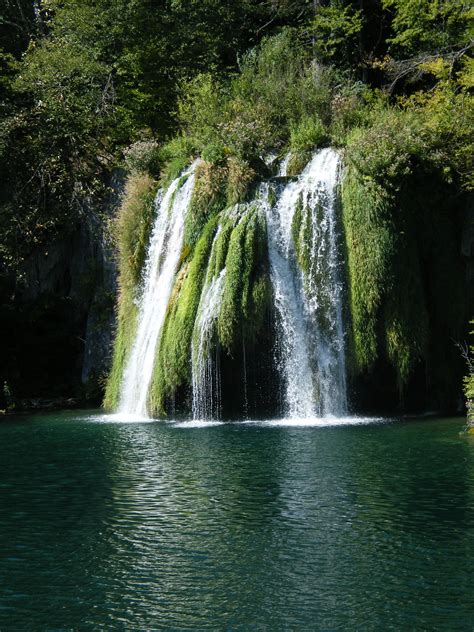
[118,165,197,417]
[191,267,226,420]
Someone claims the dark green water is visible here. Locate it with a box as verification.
[1,413,474,631]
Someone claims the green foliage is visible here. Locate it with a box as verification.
[159,135,196,186]
[177,30,336,164]
[149,216,219,415]
[0,35,113,268]
[329,83,376,146]
[226,157,256,206]
[178,73,227,152]
[103,173,157,408]
[311,1,363,65]
[464,322,474,427]
[381,0,472,55]
[290,115,328,153]
[1,0,301,274]
[123,140,161,176]
[345,108,425,187]
[399,80,474,191]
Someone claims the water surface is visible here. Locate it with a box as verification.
[1,412,473,630]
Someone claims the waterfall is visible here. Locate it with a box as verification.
[112,150,347,420]
[262,184,316,418]
[298,149,347,416]
[191,265,226,420]
[118,165,197,417]
[265,147,347,417]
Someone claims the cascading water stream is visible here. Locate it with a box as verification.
[299,150,347,416]
[261,184,316,418]
[118,165,197,417]
[265,147,347,417]
[191,265,226,420]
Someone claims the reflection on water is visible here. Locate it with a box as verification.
[0,412,473,630]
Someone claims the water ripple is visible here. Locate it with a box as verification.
[0,412,473,630]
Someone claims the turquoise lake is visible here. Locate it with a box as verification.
[1,412,473,630]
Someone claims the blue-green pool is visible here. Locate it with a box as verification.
[1,412,473,630]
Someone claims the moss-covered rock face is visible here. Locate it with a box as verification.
[145,199,271,417]
[217,204,269,351]
[341,167,396,375]
[341,163,466,408]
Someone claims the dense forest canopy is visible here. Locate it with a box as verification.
[0,0,472,413]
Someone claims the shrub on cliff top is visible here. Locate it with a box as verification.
[123,140,161,176]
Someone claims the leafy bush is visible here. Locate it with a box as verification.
[123,140,161,176]
[175,30,336,165]
[290,115,327,153]
[345,109,426,188]
[158,135,196,185]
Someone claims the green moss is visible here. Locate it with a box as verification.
[217,205,269,351]
[226,157,256,205]
[383,235,428,392]
[341,166,395,374]
[342,160,465,399]
[208,217,234,278]
[148,215,219,415]
[103,299,138,409]
[267,183,278,208]
[291,194,313,279]
[115,173,158,293]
